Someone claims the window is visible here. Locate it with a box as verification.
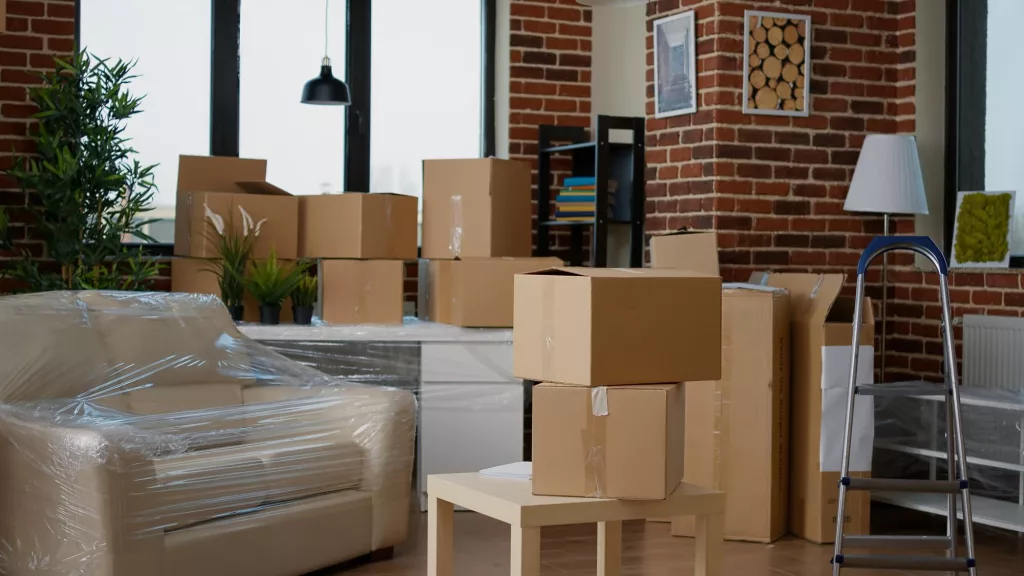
[370,0,484,199]
[948,0,1024,266]
[79,0,212,243]
[77,0,495,247]
[240,0,347,196]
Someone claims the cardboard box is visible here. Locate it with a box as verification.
[170,257,294,324]
[175,155,299,260]
[513,268,722,386]
[532,383,686,499]
[754,272,876,544]
[422,257,562,328]
[298,193,418,260]
[318,260,404,325]
[671,284,791,542]
[421,158,532,259]
[650,230,720,275]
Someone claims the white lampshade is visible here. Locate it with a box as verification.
[844,134,929,215]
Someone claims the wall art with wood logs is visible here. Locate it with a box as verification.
[742,11,811,117]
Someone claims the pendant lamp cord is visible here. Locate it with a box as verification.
[323,0,330,58]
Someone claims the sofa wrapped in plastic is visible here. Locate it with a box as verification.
[0,291,416,576]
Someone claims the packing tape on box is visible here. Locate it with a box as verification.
[449,195,463,257]
[541,280,555,377]
[583,392,608,498]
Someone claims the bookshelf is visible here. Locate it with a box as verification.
[535,115,645,267]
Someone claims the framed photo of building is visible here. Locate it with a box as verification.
[742,11,810,117]
[653,10,697,118]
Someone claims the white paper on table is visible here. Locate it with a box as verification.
[820,345,875,473]
[479,461,532,480]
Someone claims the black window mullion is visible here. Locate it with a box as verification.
[346,0,371,192]
[482,0,497,158]
[211,0,240,157]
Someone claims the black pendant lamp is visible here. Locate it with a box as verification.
[301,0,350,105]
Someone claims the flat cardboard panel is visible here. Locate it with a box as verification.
[319,260,404,325]
[298,194,418,259]
[175,156,267,257]
[513,268,722,386]
[170,257,294,323]
[755,272,875,543]
[422,159,531,259]
[649,231,720,276]
[532,383,684,500]
[427,257,562,327]
[676,287,791,542]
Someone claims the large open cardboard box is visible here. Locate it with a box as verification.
[513,267,722,386]
[174,155,298,259]
[754,272,875,544]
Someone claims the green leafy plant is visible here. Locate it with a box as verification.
[202,205,263,308]
[246,248,307,308]
[4,50,160,291]
[290,273,317,308]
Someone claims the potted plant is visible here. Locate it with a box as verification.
[290,273,317,325]
[246,248,306,325]
[203,205,262,321]
[4,51,161,291]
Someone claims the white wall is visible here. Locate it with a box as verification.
[592,4,647,120]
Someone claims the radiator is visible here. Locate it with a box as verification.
[962,314,1024,393]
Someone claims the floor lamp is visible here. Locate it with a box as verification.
[843,134,929,384]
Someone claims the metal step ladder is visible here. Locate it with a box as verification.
[831,236,977,575]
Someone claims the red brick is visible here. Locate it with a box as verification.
[47,2,77,19]
[510,3,546,19]
[830,13,865,28]
[794,148,831,164]
[972,290,1003,306]
[0,35,42,51]
[669,147,692,162]
[521,20,557,35]
[559,23,591,38]
[792,218,828,232]
[547,6,583,22]
[754,217,790,232]
[31,18,75,36]
[545,36,578,51]
[985,273,1021,289]
[756,182,791,196]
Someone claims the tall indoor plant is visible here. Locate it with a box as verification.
[4,51,160,291]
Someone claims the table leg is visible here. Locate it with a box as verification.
[597,520,622,576]
[428,495,454,576]
[695,513,723,576]
[510,525,541,576]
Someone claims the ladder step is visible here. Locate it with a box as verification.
[842,535,952,550]
[843,477,965,493]
[834,554,974,572]
[855,382,947,397]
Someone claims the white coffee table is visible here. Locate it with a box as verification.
[427,473,725,576]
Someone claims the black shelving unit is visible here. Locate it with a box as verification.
[535,115,645,267]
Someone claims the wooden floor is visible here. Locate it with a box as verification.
[331,504,1024,575]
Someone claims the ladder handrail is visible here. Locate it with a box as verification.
[857,235,947,276]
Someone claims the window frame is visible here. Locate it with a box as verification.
[944,0,1024,268]
[76,0,496,252]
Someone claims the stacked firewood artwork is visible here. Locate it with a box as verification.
[745,13,808,114]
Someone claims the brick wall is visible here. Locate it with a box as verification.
[508,0,593,257]
[0,0,75,291]
[646,0,1024,382]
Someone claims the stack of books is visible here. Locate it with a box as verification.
[553,176,617,222]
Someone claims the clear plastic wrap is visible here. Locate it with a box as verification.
[0,291,417,576]
[239,320,526,513]
[873,389,1024,526]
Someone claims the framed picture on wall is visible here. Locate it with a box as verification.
[742,11,811,117]
[951,190,1017,268]
[653,10,697,118]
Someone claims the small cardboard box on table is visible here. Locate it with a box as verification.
[752,272,876,544]
[318,260,405,325]
[298,193,418,260]
[514,267,723,500]
[174,155,298,259]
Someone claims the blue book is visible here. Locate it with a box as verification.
[563,176,597,187]
[555,210,595,219]
[556,195,596,203]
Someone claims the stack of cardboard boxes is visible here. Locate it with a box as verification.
[171,156,301,323]
[171,154,417,324]
[513,267,723,500]
[299,192,417,324]
[650,230,876,545]
[418,158,561,327]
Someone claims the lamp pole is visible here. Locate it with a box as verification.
[880,213,889,385]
